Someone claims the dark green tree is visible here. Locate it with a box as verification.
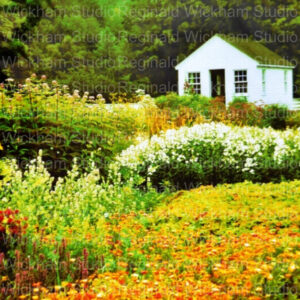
[0,0,51,81]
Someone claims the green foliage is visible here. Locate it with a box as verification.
[286,110,300,128]
[2,0,299,97]
[112,123,300,190]
[230,96,249,105]
[262,104,289,130]
[0,155,163,288]
[155,94,294,129]
[13,0,138,97]
[0,0,50,80]
[0,76,146,178]
[227,98,264,127]
[155,92,211,117]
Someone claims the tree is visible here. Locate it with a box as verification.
[2,0,299,98]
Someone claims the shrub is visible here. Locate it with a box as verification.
[286,110,300,128]
[155,94,294,129]
[112,123,300,190]
[262,104,289,130]
[155,93,211,117]
[230,96,249,104]
[227,99,264,127]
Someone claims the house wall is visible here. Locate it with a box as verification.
[176,36,294,109]
[255,67,294,108]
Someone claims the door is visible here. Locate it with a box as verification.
[210,69,225,100]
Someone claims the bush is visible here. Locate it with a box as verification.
[156,94,294,129]
[262,104,289,130]
[230,96,249,105]
[227,98,263,127]
[286,110,300,128]
[112,123,300,190]
[155,93,211,117]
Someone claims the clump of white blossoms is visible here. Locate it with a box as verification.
[111,123,300,186]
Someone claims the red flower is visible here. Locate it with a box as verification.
[4,208,13,216]
[154,293,163,299]
[9,225,20,235]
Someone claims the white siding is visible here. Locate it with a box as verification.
[255,68,294,108]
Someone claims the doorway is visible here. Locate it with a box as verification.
[210,69,225,99]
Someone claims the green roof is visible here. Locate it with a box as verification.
[216,34,293,67]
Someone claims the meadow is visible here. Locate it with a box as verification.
[0,77,299,299]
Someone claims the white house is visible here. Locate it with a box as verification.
[175,34,295,108]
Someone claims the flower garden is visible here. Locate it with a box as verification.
[0,78,299,299]
[113,123,300,189]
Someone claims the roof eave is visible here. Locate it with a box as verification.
[257,64,295,69]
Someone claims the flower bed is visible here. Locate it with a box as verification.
[112,123,300,189]
[36,181,300,299]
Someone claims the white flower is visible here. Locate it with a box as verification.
[111,123,300,185]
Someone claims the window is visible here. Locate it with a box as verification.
[284,70,288,93]
[234,70,248,94]
[262,69,266,95]
[188,72,201,94]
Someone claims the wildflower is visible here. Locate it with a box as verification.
[266,273,273,280]
[97,292,105,298]
[288,263,296,273]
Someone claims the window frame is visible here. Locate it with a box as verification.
[234,70,248,95]
[187,72,201,95]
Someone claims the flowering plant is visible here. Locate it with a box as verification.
[112,123,300,189]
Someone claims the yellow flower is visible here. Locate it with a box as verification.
[267,273,273,280]
[288,263,296,273]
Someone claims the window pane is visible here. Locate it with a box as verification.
[234,70,247,93]
[188,72,201,94]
